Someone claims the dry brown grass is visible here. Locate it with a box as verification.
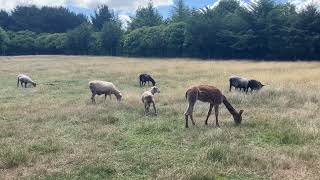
[0,55,319,179]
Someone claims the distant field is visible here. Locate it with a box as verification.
[0,56,319,179]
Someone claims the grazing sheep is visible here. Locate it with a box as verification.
[229,75,249,92]
[185,85,244,128]
[141,86,160,115]
[247,79,265,93]
[139,74,156,87]
[89,80,122,104]
[17,74,36,88]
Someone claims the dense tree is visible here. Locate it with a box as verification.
[4,6,87,33]
[129,2,163,30]
[7,31,37,55]
[0,0,319,60]
[0,11,10,31]
[91,5,115,30]
[66,23,93,55]
[0,26,9,55]
[171,0,190,22]
[100,21,123,55]
[35,33,67,54]
[164,22,186,57]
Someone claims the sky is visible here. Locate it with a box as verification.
[0,0,319,23]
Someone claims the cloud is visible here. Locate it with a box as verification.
[211,0,252,9]
[0,0,173,13]
[118,14,131,28]
[289,0,320,10]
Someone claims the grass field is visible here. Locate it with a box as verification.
[0,56,319,179]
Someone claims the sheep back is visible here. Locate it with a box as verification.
[229,75,249,89]
[89,80,119,95]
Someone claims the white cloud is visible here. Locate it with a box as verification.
[118,14,131,28]
[211,0,252,9]
[0,0,173,13]
[289,0,320,10]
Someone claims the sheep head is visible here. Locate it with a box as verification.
[150,86,160,94]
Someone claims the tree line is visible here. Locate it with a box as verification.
[0,0,320,60]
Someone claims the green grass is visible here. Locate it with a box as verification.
[0,55,320,179]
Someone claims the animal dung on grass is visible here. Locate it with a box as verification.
[17,74,37,88]
[89,80,122,104]
[184,85,244,128]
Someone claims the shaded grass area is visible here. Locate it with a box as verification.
[0,56,320,179]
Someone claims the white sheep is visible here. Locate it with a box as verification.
[89,80,122,104]
[229,75,249,92]
[141,86,160,115]
[17,74,36,88]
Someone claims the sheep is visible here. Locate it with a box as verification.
[17,74,36,88]
[141,86,160,115]
[185,85,244,128]
[246,79,265,93]
[89,80,122,104]
[229,75,249,92]
[139,74,156,87]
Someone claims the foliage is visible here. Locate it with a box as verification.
[100,21,123,55]
[66,23,93,55]
[0,26,9,55]
[91,5,116,30]
[129,2,163,30]
[0,0,320,60]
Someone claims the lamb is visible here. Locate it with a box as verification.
[89,80,122,104]
[229,75,249,92]
[246,79,265,93]
[139,74,156,87]
[141,86,160,115]
[17,74,36,88]
[184,85,244,128]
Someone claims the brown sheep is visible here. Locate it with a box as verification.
[184,85,244,128]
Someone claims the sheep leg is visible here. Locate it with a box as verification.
[229,84,232,92]
[104,94,107,101]
[17,78,20,87]
[20,81,23,88]
[144,102,148,115]
[184,103,195,127]
[205,104,213,126]
[91,94,96,104]
[152,102,157,115]
[24,82,27,88]
[148,81,150,86]
[109,94,112,100]
[214,105,220,128]
[185,115,189,128]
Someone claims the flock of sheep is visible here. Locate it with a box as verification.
[17,73,265,128]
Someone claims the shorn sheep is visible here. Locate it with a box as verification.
[229,75,249,92]
[139,74,156,87]
[17,74,36,88]
[184,85,244,128]
[141,86,160,115]
[89,80,122,104]
[247,79,265,93]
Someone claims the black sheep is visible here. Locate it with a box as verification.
[139,74,156,87]
[246,79,265,93]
